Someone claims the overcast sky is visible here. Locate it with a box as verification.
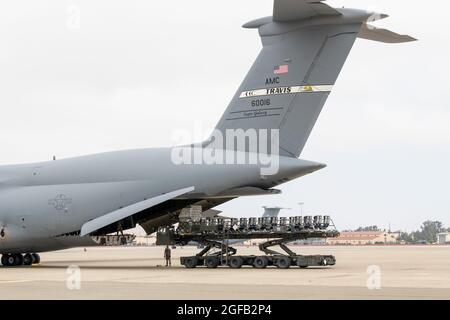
[0,0,448,232]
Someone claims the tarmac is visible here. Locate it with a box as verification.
[0,245,449,300]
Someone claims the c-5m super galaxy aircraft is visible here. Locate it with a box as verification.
[0,0,415,266]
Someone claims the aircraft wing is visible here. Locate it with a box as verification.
[80,186,194,236]
[202,209,223,218]
[177,187,281,199]
[202,209,234,220]
[273,0,341,22]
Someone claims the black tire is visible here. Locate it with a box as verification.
[14,254,24,266]
[324,257,335,266]
[23,254,33,266]
[31,253,40,264]
[184,257,198,269]
[1,255,8,266]
[205,257,219,269]
[253,256,269,269]
[5,255,16,266]
[276,256,291,269]
[229,256,244,269]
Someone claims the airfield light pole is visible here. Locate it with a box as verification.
[298,202,304,216]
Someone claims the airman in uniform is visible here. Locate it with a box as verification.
[164,245,171,267]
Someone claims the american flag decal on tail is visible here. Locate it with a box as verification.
[274,64,289,74]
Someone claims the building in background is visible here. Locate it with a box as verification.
[389,231,402,240]
[326,231,398,245]
[437,232,450,245]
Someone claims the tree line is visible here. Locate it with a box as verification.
[352,221,449,244]
[398,221,449,244]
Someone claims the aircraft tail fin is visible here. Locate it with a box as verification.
[210,1,415,158]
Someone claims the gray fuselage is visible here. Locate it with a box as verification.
[0,147,323,253]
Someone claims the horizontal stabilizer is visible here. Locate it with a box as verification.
[359,23,417,43]
[273,0,341,22]
[80,186,195,236]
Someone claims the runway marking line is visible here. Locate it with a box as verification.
[0,280,33,284]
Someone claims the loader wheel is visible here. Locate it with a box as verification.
[205,257,219,269]
[276,256,291,269]
[229,256,244,269]
[1,255,8,266]
[14,254,24,266]
[253,256,268,269]
[5,255,16,266]
[23,254,33,266]
[323,256,336,266]
[184,257,198,269]
[31,253,40,264]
